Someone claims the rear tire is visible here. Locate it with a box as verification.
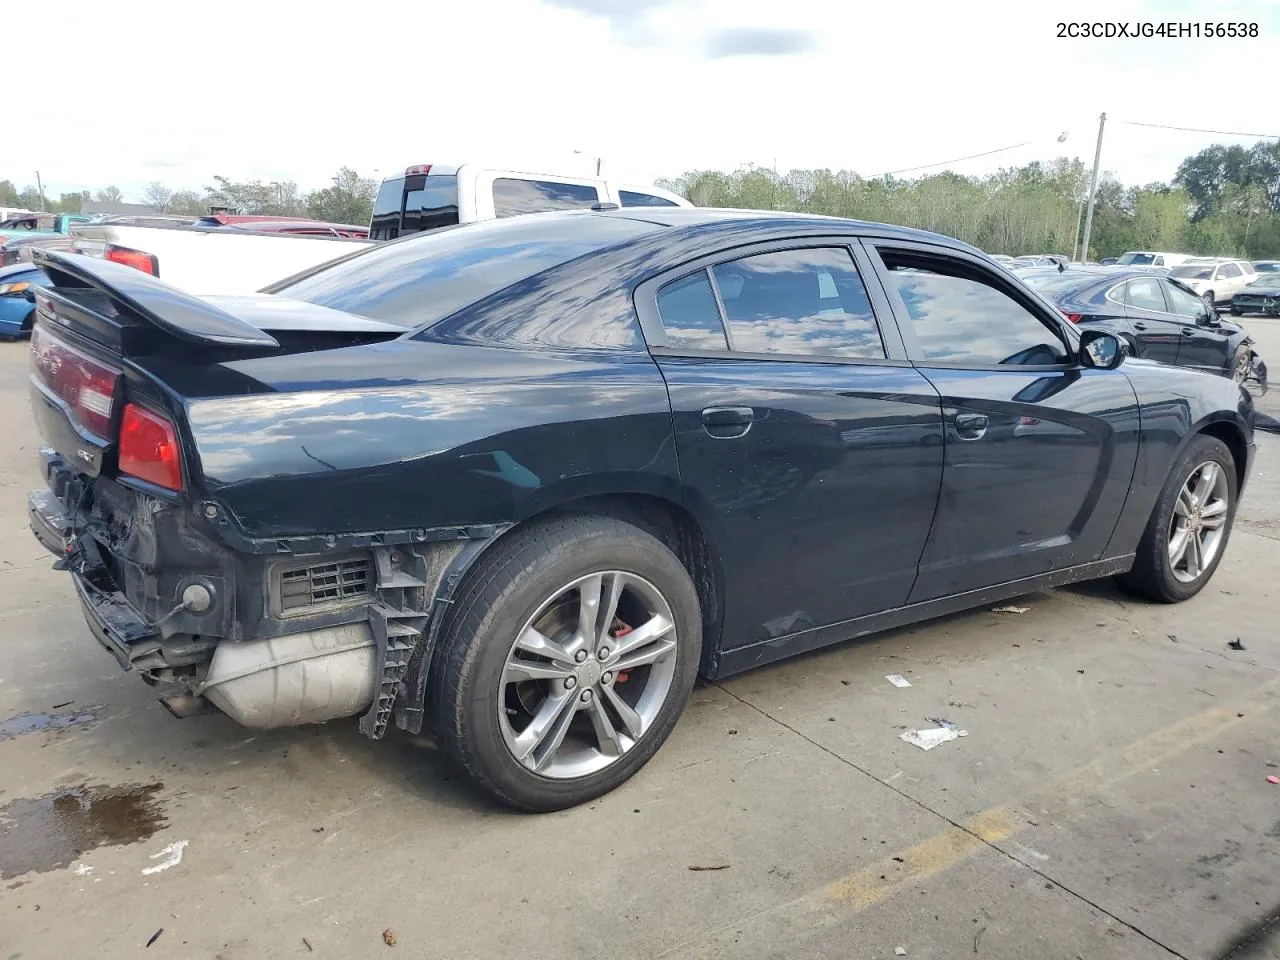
[430,515,702,811]
[1114,434,1237,603]
[1203,291,1217,312]
[1231,344,1252,384]
[1229,306,1243,317]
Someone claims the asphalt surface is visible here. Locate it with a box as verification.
[3,321,1280,960]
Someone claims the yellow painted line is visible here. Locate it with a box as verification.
[824,807,1019,909]
[658,676,1280,958]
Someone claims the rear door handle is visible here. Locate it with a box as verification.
[701,406,755,438]
[1132,322,1148,330]
[954,413,988,440]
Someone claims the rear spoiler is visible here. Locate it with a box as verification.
[32,248,281,349]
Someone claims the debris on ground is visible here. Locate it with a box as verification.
[50,700,73,709]
[991,605,1029,614]
[974,926,987,953]
[146,929,163,948]
[886,675,912,688]
[382,928,397,946]
[1267,776,1279,785]
[302,938,313,952]
[947,698,976,708]
[1168,635,1178,643]
[141,840,188,876]
[925,716,958,730]
[900,717,968,750]
[1228,638,1246,651]
[688,864,730,871]
[895,948,908,957]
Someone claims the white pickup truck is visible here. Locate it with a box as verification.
[65,164,690,292]
[68,221,372,294]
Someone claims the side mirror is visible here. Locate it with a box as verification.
[1079,329,1127,370]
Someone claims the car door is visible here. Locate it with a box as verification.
[633,239,945,652]
[1116,276,1184,364]
[863,239,1141,600]
[1163,279,1231,375]
[1218,261,1246,299]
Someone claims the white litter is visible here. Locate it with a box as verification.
[885,675,912,688]
[895,948,908,957]
[992,605,1029,614]
[901,727,959,750]
[141,840,188,876]
[73,863,93,876]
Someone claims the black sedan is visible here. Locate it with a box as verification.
[1018,266,1267,388]
[26,211,1256,810]
[1232,276,1280,317]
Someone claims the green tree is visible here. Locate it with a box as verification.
[305,167,378,225]
[204,175,305,216]
[0,180,20,207]
[95,186,124,204]
[143,182,174,212]
[169,190,207,217]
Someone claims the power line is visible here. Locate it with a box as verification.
[1123,120,1280,139]
[869,141,1034,178]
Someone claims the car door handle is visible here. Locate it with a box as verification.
[1182,327,1197,335]
[954,413,988,440]
[701,406,755,438]
[1132,322,1148,330]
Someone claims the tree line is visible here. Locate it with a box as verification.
[2,140,1277,259]
[655,140,1280,260]
[0,167,381,227]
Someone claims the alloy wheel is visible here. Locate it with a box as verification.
[1167,460,1230,584]
[498,571,678,779]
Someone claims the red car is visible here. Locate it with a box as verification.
[197,214,369,238]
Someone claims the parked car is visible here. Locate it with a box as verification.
[1099,257,1118,266]
[369,162,691,240]
[0,212,93,242]
[196,214,370,238]
[1,233,76,266]
[27,210,1256,810]
[1252,260,1280,275]
[0,261,49,338]
[1231,275,1280,317]
[1115,251,1200,269]
[988,253,1015,266]
[1019,266,1266,387]
[1168,258,1257,307]
[65,218,373,294]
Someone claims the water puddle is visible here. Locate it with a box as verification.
[0,708,100,741]
[0,782,166,879]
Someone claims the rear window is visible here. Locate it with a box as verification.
[493,178,600,217]
[1117,253,1155,265]
[370,175,460,240]
[620,190,679,208]
[1018,271,1095,296]
[272,214,660,329]
[1169,265,1213,280]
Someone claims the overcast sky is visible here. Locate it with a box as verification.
[4,0,1277,202]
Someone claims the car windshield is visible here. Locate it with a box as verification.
[1170,265,1213,280]
[1117,253,1155,265]
[1255,263,1280,273]
[269,213,661,328]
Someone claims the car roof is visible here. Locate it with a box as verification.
[592,207,985,254]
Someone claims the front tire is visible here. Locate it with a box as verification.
[1229,306,1243,317]
[1203,291,1217,312]
[1115,434,1237,603]
[1231,345,1253,384]
[430,515,702,811]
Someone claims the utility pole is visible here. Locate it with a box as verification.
[35,170,47,210]
[595,157,601,177]
[1078,112,1106,264]
[1072,198,1084,261]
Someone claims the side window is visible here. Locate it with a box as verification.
[1164,282,1207,318]
[656,272,728,350]
[878,250,1069,366]
[709,247,885,358]
[1218,262,1241,279]
[1154,256,1165,266]
[1124,277,1169,312]
[493,178,601,217]
[620,190,678,208]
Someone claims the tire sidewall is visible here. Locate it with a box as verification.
[448,522,701,810]
[1143,435,1237,601]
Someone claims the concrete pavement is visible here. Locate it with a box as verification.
[2,332,1280,960]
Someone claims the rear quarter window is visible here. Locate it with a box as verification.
[620,190,679,208]
[493,179,600,217]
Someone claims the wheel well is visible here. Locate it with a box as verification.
[528,494,724,672]
[1200,421,1247,493]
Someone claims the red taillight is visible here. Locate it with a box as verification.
[404,164,432,176]
[118,404,183,491]
[104,244,160,276]
[1061,311,1083,324]
[30,324,121,437]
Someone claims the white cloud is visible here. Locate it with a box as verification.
[3,0,1276,203]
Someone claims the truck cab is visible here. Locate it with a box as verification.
[369,163,691,240]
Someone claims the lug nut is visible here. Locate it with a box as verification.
[574,650,588,663]
[598,647,610,659]
[602,671,613,684]
[580,689,593,703]
[564,677,577,689]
